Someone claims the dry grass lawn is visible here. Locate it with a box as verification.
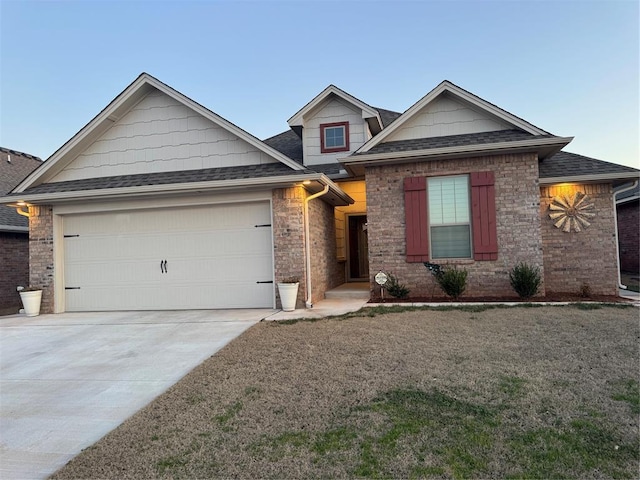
[53,305,639,479]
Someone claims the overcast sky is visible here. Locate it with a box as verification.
[1,0,638,169]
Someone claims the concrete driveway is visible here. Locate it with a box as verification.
[0,309,273,479]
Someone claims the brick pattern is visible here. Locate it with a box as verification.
[309,196,344,303]
[272,188,307,309]
[617,201,639,273]
[540,184,618,295]
[0,232,29,310]
[28,205,55,313]
[366,153,544,299]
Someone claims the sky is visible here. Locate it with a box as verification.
[0,0,638,170]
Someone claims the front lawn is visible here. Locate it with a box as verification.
[53,305,639,479]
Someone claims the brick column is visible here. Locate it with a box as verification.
[29,205,55,313]
[272,188,306,309]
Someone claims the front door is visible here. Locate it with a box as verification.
[347,214,369,281]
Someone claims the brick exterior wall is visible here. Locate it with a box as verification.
[366,153,544,299]
[29,205,55,313]
[0,232,29,310]
[309,195,345,303]
[540,184,618,295]
[617,200,639,273]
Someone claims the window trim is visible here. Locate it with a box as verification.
[427,174,473,260]
[320,122,349,153]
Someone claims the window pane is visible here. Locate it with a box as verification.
[431,225,471,258]
[324,127,344,148]
[428,176,469,225]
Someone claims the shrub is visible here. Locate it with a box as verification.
[579,283,592,298]
[509,262,541,299]
[424,262,468,300]
[385,273,410,299]
[435,266,468,300]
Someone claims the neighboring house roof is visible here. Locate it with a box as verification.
[615,183,639,204]
[0,147,42,232]
[539,151,640,185]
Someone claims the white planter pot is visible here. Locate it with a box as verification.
[20,290,42,317]
[277,282,299,312]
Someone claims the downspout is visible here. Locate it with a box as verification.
[613,180,638,290]
[304,184,330,308]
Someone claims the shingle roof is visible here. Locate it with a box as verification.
[15,163,308,196]
[354,129,546,156]
[0,147,42,230]
[539,151,639,179]
[263,130,303,163]
[374,107,402,128]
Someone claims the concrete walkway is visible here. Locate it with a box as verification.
[0,309,272,480]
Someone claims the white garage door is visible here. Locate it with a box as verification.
[63,202,274,311]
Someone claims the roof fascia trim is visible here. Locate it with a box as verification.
[540,172,640,185]
[0,225,29,233]
[343,137,573,165]
[356,80,549,154]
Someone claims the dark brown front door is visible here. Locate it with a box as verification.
[348,215,369,281]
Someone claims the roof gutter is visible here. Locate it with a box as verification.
[303,184,330,309]
[540,172,640,186]
[613,180,639,291]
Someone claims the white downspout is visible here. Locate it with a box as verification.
[304,184,330,308]
[613,180,638,290]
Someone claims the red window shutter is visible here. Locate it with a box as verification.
[404,177,429,262]
[470,171,498,261]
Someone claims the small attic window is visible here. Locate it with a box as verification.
[320,122,349,153]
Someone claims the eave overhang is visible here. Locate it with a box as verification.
[539,172,640,187]
[341,137,573,176]
[1,173,354,207]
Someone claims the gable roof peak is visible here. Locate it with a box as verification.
[356,79,553,154]
[287,84,382,129]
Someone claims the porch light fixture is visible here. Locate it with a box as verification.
[13,201,31,217]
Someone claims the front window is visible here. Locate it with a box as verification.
[320,122,349,153]
[428,175,472,259]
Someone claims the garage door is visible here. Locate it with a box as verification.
[63,202,274,311]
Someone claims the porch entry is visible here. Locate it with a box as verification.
[347,214,369,281]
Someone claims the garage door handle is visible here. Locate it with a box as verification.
[160,260,168,274]
[164,260,168,273]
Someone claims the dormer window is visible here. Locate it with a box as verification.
[320,122,349,153]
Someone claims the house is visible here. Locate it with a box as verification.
[2,73,638,313]
[0,147,43,311]
[616,184,639,274]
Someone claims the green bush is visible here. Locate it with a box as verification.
[435,266,468,300]
[509,262,541,299]
[385,273,410,299]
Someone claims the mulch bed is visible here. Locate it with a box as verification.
[371,294,631,303]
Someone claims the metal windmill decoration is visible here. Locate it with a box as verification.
[549,191,595,233]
